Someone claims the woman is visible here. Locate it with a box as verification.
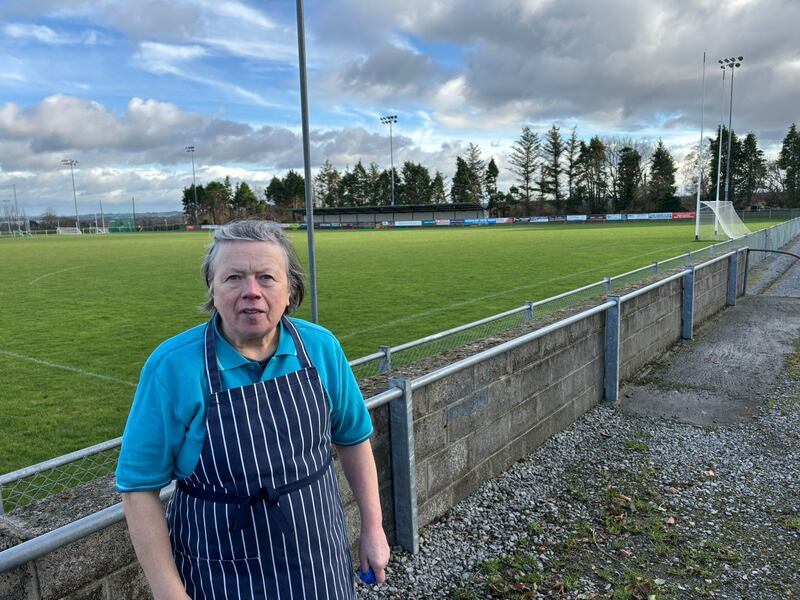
[116,220,390,599]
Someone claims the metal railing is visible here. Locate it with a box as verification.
[1,218,799,519]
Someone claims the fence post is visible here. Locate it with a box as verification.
[727,252,738,306]
[743,249,750,295]
[682,267,695,340]
[388,377,419,553]
[0,484,5,515]
[523,300,534,322]
[603,277,611,294]
[653,261,659,275]
[379,346,392,374]
[685,252,693,267]
[604,295,622,402]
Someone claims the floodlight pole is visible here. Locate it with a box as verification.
[131,195,137,232]
[295,0,318,323]
[694,52,706,241]
[723,56,743,206]
[13,184,21,234]
[380,115,398,206]
[186,145,199,226]
[62,159,80,229]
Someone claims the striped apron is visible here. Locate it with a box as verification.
[166,316,356,599]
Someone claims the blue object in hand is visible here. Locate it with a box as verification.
[358,567,376,585]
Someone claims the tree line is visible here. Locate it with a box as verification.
[182,122,800,223]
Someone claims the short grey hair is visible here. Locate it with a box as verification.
[200,220,305,314]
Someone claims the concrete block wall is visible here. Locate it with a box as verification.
[619,278,683,381]
[694,255,732,324]
[411,312,606,527]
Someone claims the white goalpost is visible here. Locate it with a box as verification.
[56,226,83,235]
[698,201,750,240]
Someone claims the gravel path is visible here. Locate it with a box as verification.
[358,249,800,600]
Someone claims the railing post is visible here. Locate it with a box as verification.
[523,300,534,322]
[604,277,611,294]
[743,249,750,295]
[604,295,622,402]
[653,261,659,275]
[388,377,419,553]
[685,252,692,267]
[727,252,738,306]
[0,484,5,515]
[682,267,695,340]
[379,346,392,374]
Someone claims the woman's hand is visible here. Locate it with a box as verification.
[335,440,392,583]
[359,524,390,583]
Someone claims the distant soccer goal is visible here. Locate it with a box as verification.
[56,227,83,235]
[698,201,750,240]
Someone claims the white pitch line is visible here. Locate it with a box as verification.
[29,264,95,285]
[338,242,693,340]
[0,349,137,387]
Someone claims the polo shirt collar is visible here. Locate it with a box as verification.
[213,315,297,372]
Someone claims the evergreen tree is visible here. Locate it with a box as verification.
[204,180,228,224]
[778,123,800,206]
[182,184,205,224]
[540,125,564,208]
[232,181,260,217]
[366,162,384,205]
[282,170,306,208]
[465,143,485,204]
[400,162,432,204]
[450,156,472,203]
[707,127,742,204]
[265,176,285,207]
[509,126,540,206]
[648,141,679,211]
[576,137,608,213]
[430,171,447,204]
[616,147,642,212]
[738,133,766,207]
[484,158,499,197]
[565,126,580,204]
[313,160,342,207]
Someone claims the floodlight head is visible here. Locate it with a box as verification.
[718,59,724,64]
[185,145,195,153]
[735,62,741,68]
[738,56,743,61]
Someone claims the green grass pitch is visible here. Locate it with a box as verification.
[0,220,779,472]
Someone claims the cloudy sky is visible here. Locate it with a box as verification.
[0,0,798,216]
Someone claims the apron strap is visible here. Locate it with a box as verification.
[203,315,223,396]
[281,316,313,370]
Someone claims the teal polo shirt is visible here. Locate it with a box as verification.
[115,316,372,493]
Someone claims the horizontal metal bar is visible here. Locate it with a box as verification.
[527,279,607,307]
[0,437,122,486]
[365,386,403,410]
[0,484,174,574]
[692,249,739,270]
[410,301,617,391]
[349,351,384,368]
[609,263,653,282]
[389,305,529,353]
[617,269,690,302]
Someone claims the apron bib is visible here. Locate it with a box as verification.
[166,316,355,599]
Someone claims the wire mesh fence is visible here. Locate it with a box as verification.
[0,445,120,514]
[4,217,800,513]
